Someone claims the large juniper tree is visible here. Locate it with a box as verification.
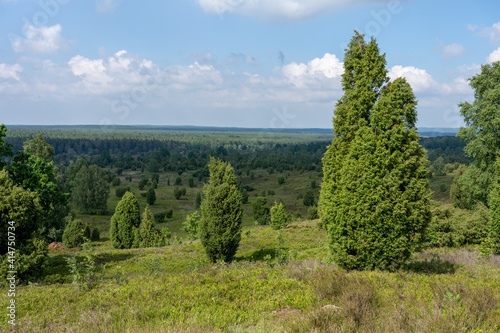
[199,157,242,263]
[110,191,141,249]
[319,32,431,270]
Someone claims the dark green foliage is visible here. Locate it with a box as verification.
[267,189,275,196]
[62,218,87,248]
[151,173,159,184]
[319,32,431,270]
[138,179,147,191]
[0,170,44,277]
[302,190,315,206]
[174,187,186,200]
[241,189,248,204]
[188,177,195,188]
[146,188,156,205]
[8,150,69,242]
[252,197,270,225]
[166,208,173,219]
[152,180,157,189]
[72,164,110,215]
[0,124,13,167]
[110,192,141,249]
[199,157,242,263]
[1,238,47,283]
[307,206,319,220]
[84,225,91,239]
[112,177,121,186]
[278,176,285,185]
[90,227,100,242]
[195,191,202,208]
[0,187,39,252]
[154,212,166,223]
[489,158,500,254]
[270,201,290,230]
[134,206,165,248]
[175,176,182,186]
[311,180,317,189]
[115,186,130,198]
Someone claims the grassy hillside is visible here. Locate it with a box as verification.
[2,219,499,332]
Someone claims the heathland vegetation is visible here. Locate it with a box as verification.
[1,33,499,332]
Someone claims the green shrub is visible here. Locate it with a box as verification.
[306,206,319,220]
[138,179,147,191]
[426,204,489,248]
[115,186,130,198]
[62,218,87,248]
[252,197,270,225]
[90,227,100,242]
[278,176,285,185]
[65,241,99,290]
[183,211,200,240]
[112,177,121,186]
[270,201,290,230]
[146,188,156,205]
[303,190,315,206]
[133,206,165,248]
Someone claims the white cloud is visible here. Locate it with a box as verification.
[11,24,71,53]
[198,0,386,21]
[96,0,119,13]
[0,64,22,81]
[388,65,437,92]
[434,40,465,59]
[68,55,112,85]
[282,53,343,87]
[487,47,500,63]
[470,21,500,44]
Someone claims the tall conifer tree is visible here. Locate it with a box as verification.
[319,32,431,270]
[199,157,242,263]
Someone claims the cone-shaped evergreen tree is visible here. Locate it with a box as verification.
[489,158,500,254]
[319,32,431,270]
[110,191,140,249]
[270,201,289,230]
[134,205,165,248]
[199,157,242,263]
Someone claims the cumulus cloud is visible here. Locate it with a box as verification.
[282,53,343,87]
[197,0,385,21]
[487,47,500,63]
[0,64,22,81]
[68,50,161,93]
[11,24,71,54]
[388,65,438,92]
[434,40,465,59]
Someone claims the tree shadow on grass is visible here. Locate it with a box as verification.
[236,248,277,262]
[42,252,134,285]
[403,254,457,275]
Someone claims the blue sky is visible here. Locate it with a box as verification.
[0,0,499,128]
